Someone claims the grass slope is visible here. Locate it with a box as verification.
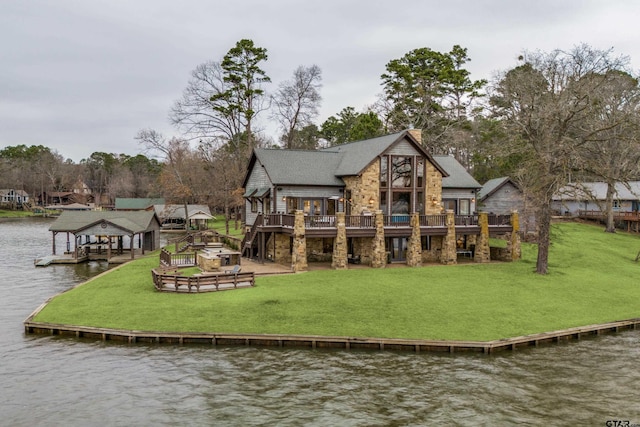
[34,222,640,341]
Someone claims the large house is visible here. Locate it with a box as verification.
[479,177,536,235]
[241,130,520,270]
[0,189,29,207]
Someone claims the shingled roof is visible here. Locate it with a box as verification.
[49,210,160,233]
[251,149,344,186]
[243,130,449,188]
[433,155,481,189]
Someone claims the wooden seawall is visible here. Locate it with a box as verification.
[24,307,640,354]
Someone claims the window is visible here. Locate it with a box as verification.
[421,235,431,250]
[392,192,411,214]
[251,198,258,213]
[459,199,470,215]
[380,156,388,188]
[417,158,424,187]
[391,156,412,188]
[442,199,457,213]
[287,197,299,213]
[380,191,387,214]
[417,192,424,214]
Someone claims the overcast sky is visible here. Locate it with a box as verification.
[2,0,640,162]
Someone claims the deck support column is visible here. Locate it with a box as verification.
[291,210,307,272]
[441,210,457,264]
[507,211,521,261]
[406,213,422,267]
[474,212,490,263]
[371,210,387,268]
[332,212,348,269]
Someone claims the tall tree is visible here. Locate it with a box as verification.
[320,107,384,146]
[489,44,631,274]
[170,61,241,143]
[271,64,323,148]
[380,45,486,156]
[210,39,270,151]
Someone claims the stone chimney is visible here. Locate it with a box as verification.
[407,129,422,144]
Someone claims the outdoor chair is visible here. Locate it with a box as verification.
[225,264,241,274]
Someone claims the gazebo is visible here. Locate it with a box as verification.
[48,211,162,261]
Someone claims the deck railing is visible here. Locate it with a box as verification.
[305,215,337,228]
[152,269,255,293]
[419,214,447,227]
[253,213,511,229]
[160,248,196,267]
[579,210,640,221]
[455,215,479,226]
[346,215,375,228]
[487,214,512,226]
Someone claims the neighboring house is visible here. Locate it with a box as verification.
[479,177,536,235]
[154,204,214,230]
[115,197,165,211]
[242,130,518,268]
[479,177,520,213]
[552,181,640,215]
[0,189,29,206]
[433,155,481,214]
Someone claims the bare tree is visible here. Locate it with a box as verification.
[170,61,242,144]
[271,65,322,148]
[489,44,630,274]
[579,70,640,232]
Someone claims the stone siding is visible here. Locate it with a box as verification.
[343,161,380,215]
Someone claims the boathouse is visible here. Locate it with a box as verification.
[48,211,161,262]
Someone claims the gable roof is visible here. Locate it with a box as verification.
[479,177,519,201]
[154,204,213,220]
[554,181,640,201]
[433,155,481,189]
[49,210,160,233]
[115,197,165,210]
[242,130,449,188]
[249,149,344,187]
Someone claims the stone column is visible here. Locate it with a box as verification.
[507,211,521,261]
[371,210,387,268]
[291,210,308,272]
[406,213,422,267]
[475,212,490,263]
[332,212,348,269]
[441,210,457,265]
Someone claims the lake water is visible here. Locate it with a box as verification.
[1,218,639,426]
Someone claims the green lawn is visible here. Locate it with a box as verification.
[208,217,244,238]
[33,222,640,341]
[0,209,33,218]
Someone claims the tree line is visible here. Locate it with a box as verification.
[3,40,640,273]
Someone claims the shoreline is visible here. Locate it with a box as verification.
[23,300,640,354]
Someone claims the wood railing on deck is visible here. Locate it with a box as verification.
[252,213,511,229]
[160,248,196,267]
[346,215,374,228]
[152,269,255,293]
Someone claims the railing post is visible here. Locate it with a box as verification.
[332,212,348,269]
[475,212,490,263]
[371,210,387,268]
[507,211,521,261]
[291,210,308,272]
[406,213,422,267]
[441,210,457,265]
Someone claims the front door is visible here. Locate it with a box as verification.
[386,237,407,262]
